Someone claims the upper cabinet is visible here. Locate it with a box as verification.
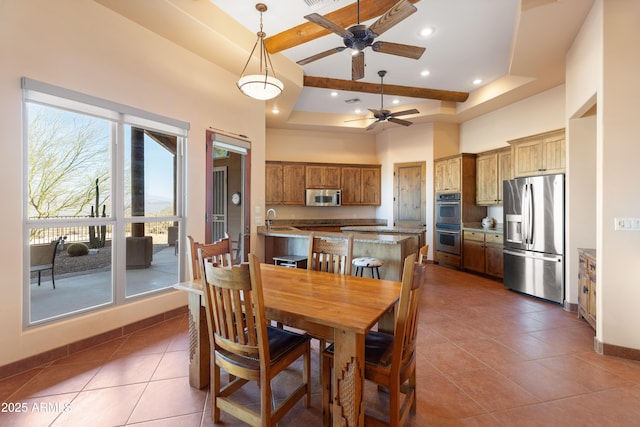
[265,162,305,205]
[434,156,462,193]
[341,166,381,205]
[306,165,341,189]
[509,128,565,177]
[476,147,512,205]
[266,161,380,206]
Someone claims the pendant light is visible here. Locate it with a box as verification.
[236,3,283,101]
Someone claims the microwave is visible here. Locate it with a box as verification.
[305,189,341,207]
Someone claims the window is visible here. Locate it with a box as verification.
[23,78,188,326]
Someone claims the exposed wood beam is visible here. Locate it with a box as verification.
[264,0,421,54]
[303,75,470,103]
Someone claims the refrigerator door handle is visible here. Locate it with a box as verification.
[504,249,562,263]
[527,182,534,246]
[521,183,529,244]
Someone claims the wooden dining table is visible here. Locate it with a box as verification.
[175,262,402,427]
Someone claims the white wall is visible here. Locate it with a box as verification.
[0,0,266,365]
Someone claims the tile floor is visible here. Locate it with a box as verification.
[2,264,640,426]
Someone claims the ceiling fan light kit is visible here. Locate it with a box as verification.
[237,3,283,101]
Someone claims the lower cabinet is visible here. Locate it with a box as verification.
[578,248,596,330]
[463,230,503,279]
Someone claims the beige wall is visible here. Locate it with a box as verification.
[0,0,266,365]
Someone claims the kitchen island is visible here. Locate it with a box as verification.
[340,225,426,249]
[258,227,418,281]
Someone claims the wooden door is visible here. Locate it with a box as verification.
[394,162,425,228]
[361,167,381,205]
[476,153,498,205]
[265,163,283,204]
[341,167,362,205]
[282,163,305,204]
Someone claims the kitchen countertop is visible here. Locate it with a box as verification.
[340,226,425,234]
[463,222,504,234]
[257,226,414,245]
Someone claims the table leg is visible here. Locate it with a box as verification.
[332,329,365,427]
[187,292,210,389]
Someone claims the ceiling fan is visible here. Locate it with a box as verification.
[349,70,419,130]
[297,0,426,80]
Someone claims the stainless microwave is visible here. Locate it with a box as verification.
[305,189,341,207]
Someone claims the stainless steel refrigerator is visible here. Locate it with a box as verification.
[503,173,565,304]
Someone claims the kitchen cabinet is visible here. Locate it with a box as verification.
[463,230,503,278]
[476,147,512,205]
[510,128,565,177]
[342,166,381,205]
[578,248,596,330]
[267,161,381,206]
[306,165,341,189]
[434,156,462,193]
[265,162,305,205]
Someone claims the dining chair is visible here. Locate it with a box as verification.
[322,253,426,427]
[187,234,234,281]
[30,237,63,289]
[202,253,311,427]
[418,244,429,265]
[307,232,354,275]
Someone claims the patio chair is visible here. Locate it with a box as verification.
[30,237,63,289]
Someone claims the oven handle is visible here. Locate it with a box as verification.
[436,229,460,235]
[436,201,460,205]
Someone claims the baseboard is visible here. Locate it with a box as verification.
[0,306,188,381]
[564,300,578,313]
[595,337,640,361]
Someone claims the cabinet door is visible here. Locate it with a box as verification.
[361,167,381,205]
[543,134,566,175]
[497,149,512,203]
[513,140,544,177]
[476,153,498,205]
[282,164,305,205]
[265,163,283,204]
[341,167,362,205]
[485,243,504,278]
[446,157,462,192]
[463,239,485,273]
[434,160,448,193]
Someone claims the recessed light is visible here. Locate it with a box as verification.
[392,99,400,105]
[330,91,338,97]
[419,27,435,37]
[272,107,279,114]
[354,108,362,114]
[473,79,483,85]
[420,69,430,77]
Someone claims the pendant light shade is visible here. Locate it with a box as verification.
[237,3,283,101]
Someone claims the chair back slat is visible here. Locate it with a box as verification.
[307,232,354,275]
[393,254,426,368]
[418,244,429,265]
[188,234,234,280]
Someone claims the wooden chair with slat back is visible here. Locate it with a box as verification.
[322,254,426,427]
[307,232,354,275]
[202,253,311,426]
[187,234,234,281]
[418,244,429,265]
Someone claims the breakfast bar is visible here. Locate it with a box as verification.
[258,226,419,281]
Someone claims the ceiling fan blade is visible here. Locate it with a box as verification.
[352,51,365,80]
[304,13,353,38]
[371,41,425,59]
[265,1,421,53]
[344,117,375,123]
[366,120,381,131]
[368,0,418,37]
[303,76,470,103]
[297,47,346,65]
[388,117,413,126]
[389,108,419,117]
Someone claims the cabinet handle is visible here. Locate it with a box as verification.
[583,285,588,293]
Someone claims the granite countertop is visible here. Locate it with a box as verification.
[257,226,413,245]
[463,222,504,234]
[266,218,386,228]
[340,226,425,234]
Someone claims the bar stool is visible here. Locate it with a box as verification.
[352,257,383,279]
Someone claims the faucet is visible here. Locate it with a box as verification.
[266,208,277,230]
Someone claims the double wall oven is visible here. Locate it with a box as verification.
[435,193,461,256]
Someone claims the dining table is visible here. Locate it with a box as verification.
[175,262,402,427]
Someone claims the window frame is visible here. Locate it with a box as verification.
[22,78,189,328]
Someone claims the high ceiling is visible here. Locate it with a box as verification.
[95,0,594,132]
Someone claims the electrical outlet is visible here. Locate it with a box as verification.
[614,217,640,231]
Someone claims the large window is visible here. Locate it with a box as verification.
[23,78,188,326]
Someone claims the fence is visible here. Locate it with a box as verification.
[30,221,176,245]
